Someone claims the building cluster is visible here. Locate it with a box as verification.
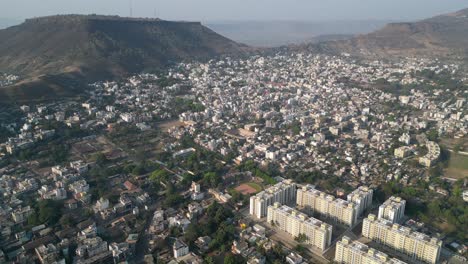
[335,236,407,264]
[250,181,373,253]
[249,180,449,264]
[297,184,359,226]
[0,51,466,264]
[154,54,465,190]
[0,73,19,87]
[249,179,297,218]
[363,214,442,264]
[267,202,332,251]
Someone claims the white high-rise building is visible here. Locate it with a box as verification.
[378,196,406,223]
[267,203,332,251]
[347,186,373,216]
[335,236,407,264]
[249,179,296,219]
[297,185,358,226]
[363,214,442,264]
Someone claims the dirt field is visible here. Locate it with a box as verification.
[235,183,259,195]
[444,152,468,180]
[156,119,189,132]
[70,136,127,162]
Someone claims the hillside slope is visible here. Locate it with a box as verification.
[0,15,247,101]
[313,8,468,58]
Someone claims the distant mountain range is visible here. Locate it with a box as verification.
[0,15,247,102]
[207,20,391,47]
[312,8,468,58]
[0,18,21,29]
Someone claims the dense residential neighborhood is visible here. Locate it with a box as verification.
[0,52,466,264]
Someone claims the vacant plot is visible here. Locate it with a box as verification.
[235,183,261,195]
[444,152,468,179]
[440,137,468,150]
[157,119,188,132]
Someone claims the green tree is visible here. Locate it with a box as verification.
[37,200,63,225]
[427,200,442,218]
[150,169,170,182]
[294,233,307,243]
[132,164,146,175]
[204,256,215,264]
[224,254,236,264]
[184,223,200,244]
[203,172,221,188]
[426,129,439,142]
[59,214,74,227]
[95,153,108,165]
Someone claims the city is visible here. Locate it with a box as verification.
[0,1,467,264]
[0,51,466,263]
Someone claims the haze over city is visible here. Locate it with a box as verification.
[2,0,467,21]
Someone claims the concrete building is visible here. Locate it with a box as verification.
[419,141,440,167]
[378,196,406,223]
[35,244,65,264]
[75,237,109,261]
[394,146,411,158]
[173,239,189,259]
[249,179,296,219]
[267,203,332,251]
[463,190,468,202]
[297,185,358,226]
[11,206,34,223]
[363,214,442,264]
[347,186,373,216]
[335,236,407,264]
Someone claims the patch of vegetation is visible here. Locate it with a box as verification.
[237,160,276,185]
[184,202,236,251]
[377,180,467,240]
[172,98,205,114]
[28,199,63,226]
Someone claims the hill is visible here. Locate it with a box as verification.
[0,15,247,102]
[309,8,468,58]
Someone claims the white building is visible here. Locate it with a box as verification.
[347,186,373,216]
[335,236,407,264]
[173,239,189,259]
[378,196,406,223]
[267,203,332,251]
[249,179,296,219]
[363,214,442,264]
[297,185,358,226]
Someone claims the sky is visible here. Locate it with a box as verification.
[2,0,467,22]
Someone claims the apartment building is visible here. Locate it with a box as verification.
[419,141,440,167]
[394,146,411,158]
[297,185,357,226]
[267,203,332,251]
[378,196,406,223]
[362,214,442,264]
[347,186,373,216]
[249,179,296,218]
[335,236,407,264]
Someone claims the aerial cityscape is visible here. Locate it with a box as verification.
[0,1,467,264]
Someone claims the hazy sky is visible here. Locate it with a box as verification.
[2,0,467,22]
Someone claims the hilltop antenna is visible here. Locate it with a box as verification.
[154,0,161,19]
[129,0,133,17]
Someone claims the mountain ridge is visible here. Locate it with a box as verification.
[307,8,468,59]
